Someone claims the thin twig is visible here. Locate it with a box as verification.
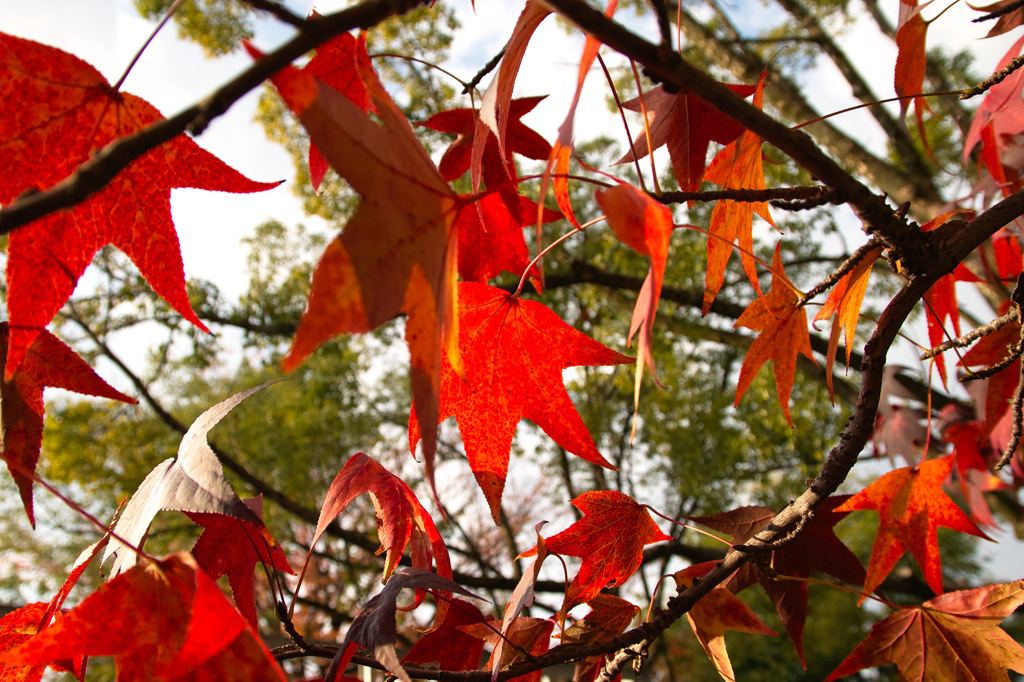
[658,185,839,206]
[243,0,308,27]
[974,0,1024,22]
[462,44,506,94]
[961,54,1024,99]
[800,237,883,304]
[920,307,1020,360]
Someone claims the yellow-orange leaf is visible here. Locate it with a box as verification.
[674,562,777,682]
[702,71,773,315]
[814,246,883,400]
[734,245,816,425]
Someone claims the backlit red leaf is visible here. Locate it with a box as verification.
[963,34,1024,172]
[421,96,551,196]
[561,595,639,682]
[409,283,632,522]
[835,455,989,600]
[0,603,80,682]
[475,1,552,193]
[0,32,277,379]
[827,579,1024,681]
[461,617,554,682]
[454,193,561,285]
[254,42,460,469]
[0,323,134,526]
[895,1,932,147]
[311,453,452,596]
[733,245,816,425]
[185,495,295,629]
[1,553,287,681]
[402,599,487,672]
[614,82,755,193]
[523,491,670,612]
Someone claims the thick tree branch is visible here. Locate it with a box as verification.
[543,0,950,278]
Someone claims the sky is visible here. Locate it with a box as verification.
[4,0,1024,581]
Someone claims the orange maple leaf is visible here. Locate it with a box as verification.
[409,283,633,523]
[827,579,1024,681]
[0,323,135,526]
[835,455,989,601]
[461,617,554,682]
[702,71,774,315]
[0,32,277,380]
[674,562,777,682]
[596,183,673,435]
[523,491,670,612]
[733,245,816,426]
[1,553,287,681]
[814,246,883,400]
[251,40,461,471]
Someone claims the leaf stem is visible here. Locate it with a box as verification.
[113,0,187,92]
[642,505,735,547]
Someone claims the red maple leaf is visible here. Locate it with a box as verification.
[943,420,1008,529]
[561,595,639,682]
[614,82,755,193]
[733,245,816,425]
[0,32,277,379]
[960,312,1020,434]
[895,0,933,148]
[963,34,1024,176]
[420,96,551,193]
[402,599,487,672]
[185,495,295,629]
[0,603,82,682]
[0,322,135,526]
[1,553,287,681]
[835,455,989,600]
[303,29,374,192]
[523,491,670,612]
[827,579,1024,681]
[454,193,561,285]
[408,283,633,523]
[307,453,453,625]
[250,41,461,470]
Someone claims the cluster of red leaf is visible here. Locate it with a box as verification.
[4,0,1024,679]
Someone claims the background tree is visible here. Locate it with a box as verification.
[1,0,1023,681]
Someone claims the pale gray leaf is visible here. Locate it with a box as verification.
[102,381,282,576]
